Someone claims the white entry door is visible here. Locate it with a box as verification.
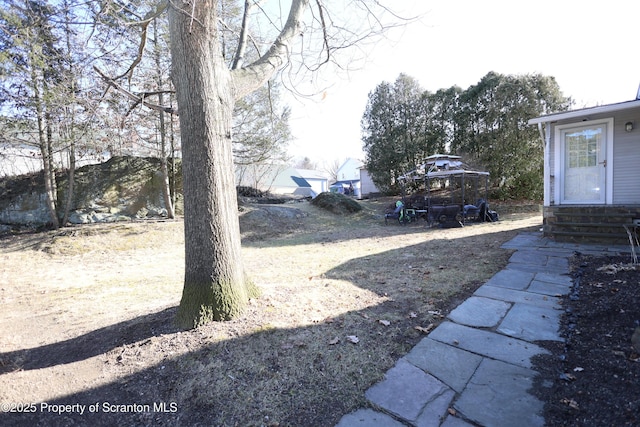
[560,122,608,204]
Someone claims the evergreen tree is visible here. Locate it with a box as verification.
[0,0,67,227]
[362,71,572,200]
[361,74,426,192]
[452,72,571,199]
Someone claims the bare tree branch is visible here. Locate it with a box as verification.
[231,0,310,100]
[93,66,178,115]
[231,0,252,70]
[313,0,329,67]
[114,0,169,82]
[272,1,422,98]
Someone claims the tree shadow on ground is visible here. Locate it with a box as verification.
[0,224,539,427]
[321,225,538,298]
[0,301,412,427]
[241,199,540,249]
[0,307,179,374]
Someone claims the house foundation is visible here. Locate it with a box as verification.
[543,205,640,245]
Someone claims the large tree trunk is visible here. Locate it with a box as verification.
[169,0,257,328]
[168,0,308,328]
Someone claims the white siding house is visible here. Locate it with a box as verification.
[330,158,381,198]
[335,158,363,181]
[331,158,363,197]
[528,98,640,243]
[359,168,380,198]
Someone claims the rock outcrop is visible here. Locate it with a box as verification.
[0,156,182,228]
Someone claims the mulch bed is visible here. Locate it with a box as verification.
[532,253,640,426]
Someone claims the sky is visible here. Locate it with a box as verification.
[284,0,640,166]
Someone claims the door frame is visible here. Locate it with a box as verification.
[554,118,613,205]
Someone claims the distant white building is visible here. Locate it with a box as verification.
[335,157,363,181]
[297,169,329,196]
[329,158,380,198]
[235,164,328,198]
[359,167,380,198]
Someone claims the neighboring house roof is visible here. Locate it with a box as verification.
[236,165,328,198]
[271,167,311,188]
[290,175,311,188]
[528,99,640,125]
[237,166,327,185]
[297,168,329,180]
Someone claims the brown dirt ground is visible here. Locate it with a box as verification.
[1,198,544,426]
[531,253,640,427]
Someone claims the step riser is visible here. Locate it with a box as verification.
[543,206,640,244]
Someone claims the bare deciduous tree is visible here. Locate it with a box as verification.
[89,0,411,327]
[167,0,408,327]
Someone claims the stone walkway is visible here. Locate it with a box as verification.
[335,232,629,427]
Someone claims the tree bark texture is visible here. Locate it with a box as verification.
[169,0,256,327]
[168,0,309,327]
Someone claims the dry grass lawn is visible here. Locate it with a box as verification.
[0,198,541,426]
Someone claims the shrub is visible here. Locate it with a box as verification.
[311,192,362,215]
